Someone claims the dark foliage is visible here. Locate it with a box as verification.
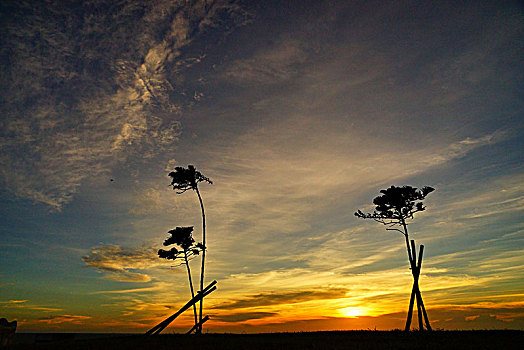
[355,186,434,226]
[168,165,212,194]
[158,226,203,262]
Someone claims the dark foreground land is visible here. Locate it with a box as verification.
[8,330,524,350]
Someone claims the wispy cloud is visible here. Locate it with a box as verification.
[429,173,524,223]
[0,300,28,304]
[214,312,277,323]
[91,282,170,295]
[221,39,306,84]
[0,0,248,210]
[199,116,509,273]
[0,300,62,313]
[213,288,348,310]
[82,244,166,282]
[38,314,91,325]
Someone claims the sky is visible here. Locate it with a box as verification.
[0,0,523,333]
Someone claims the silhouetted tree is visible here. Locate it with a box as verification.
[355,185,434,331]
[158,226,204,330]
[168,165,212,333]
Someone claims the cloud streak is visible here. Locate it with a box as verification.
[0,0,248,210]
[38,314,92,325]
[222,39,306,85]
[214,312,278,323]
[82,244,165,282]
[214,288,348,310]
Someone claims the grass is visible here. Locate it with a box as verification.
[8,330,524,350]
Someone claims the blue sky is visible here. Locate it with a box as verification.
[1,0,523,332]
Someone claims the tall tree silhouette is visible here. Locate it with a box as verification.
[355,185,434,331]
[158,226,203,329]
[168,165,212,333]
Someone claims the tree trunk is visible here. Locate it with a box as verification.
[400,217,414,268]
[195,186,206,334]
[184,250,198,330]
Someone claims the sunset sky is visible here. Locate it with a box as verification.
[1,0,523,333]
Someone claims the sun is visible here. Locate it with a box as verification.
[339,307,366,318]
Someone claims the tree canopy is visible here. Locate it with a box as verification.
[168,165,212,194]
[158,226,203,261]
[355,185,434,225]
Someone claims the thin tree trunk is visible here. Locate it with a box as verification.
[195,186,206,334]
[184,250,198,330]
[400,218,414,268]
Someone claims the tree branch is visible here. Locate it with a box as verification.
[386,228,405,235]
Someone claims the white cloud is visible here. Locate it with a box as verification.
[0,0,248,211]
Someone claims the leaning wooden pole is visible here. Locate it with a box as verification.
[416,245,432,331]
[412,240,424,331]
[405,287,416,331]
[186,315,210,334]
[404,235,416,331]
[146,280,217,336]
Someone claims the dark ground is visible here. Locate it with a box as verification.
[7,330,524,350]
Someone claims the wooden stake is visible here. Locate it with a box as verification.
[146,280,217,335]
[414,242,423,330]
[404,242,431,331]
[186,315,210,334]
[417,245,432,331]
[404,287,416,331]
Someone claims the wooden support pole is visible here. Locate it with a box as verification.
[410,240,417,271]
[417,245,432,331]
[405,242,432,331]
[404,286,416,331]
[412,241,423,330]
[186,315,210,334]
[199,279,218,296]
[415,245,432,331]
[416,288,424,330]
[405,240,418,331]
[417,245,423,271]
[146,280,217,335]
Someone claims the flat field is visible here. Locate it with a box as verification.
[8,330,523,350]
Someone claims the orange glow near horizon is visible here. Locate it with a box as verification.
[339,306,367,318]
